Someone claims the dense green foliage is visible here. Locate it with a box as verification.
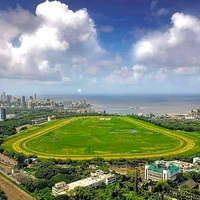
[0,190,7,200]
[17,158,200,200]
[132,114,200,132]
[0,109,55,144]
[19,159,146,199]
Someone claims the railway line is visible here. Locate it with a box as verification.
[0,173,35,200]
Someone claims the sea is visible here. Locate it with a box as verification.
[41,94,200,116]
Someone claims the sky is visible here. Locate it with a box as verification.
[1,0,200,95]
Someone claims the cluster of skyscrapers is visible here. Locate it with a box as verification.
[0,91,38,121]
[0,91,94,121]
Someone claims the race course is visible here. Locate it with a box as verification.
[2,116,199,160]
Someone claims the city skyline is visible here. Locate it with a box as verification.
[1,0,200,95]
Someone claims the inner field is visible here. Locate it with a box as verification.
[24,117,180,155]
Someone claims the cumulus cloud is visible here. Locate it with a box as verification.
[174,67,199,75]
[105,64,147,84]
[132,12,200,76]
[0,0,104,82]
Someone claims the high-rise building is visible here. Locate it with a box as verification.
[21,96,26,109]
[34,93,37,101]
[28,101,34,109]
[46,99,50,103]
[2,92,6,101]
[51,100,56,108]
[6,95,11,104]
[0,107,6,121]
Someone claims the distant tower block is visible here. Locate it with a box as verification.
[34,93,37,101]
[3,92,6,101]
[21,96,26,109]
[0,107,6,121]
[28,101,34,109]
[51,100,56,108]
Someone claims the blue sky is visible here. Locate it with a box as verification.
[1,0,200,95]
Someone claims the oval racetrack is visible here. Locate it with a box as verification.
[3,116,197,160]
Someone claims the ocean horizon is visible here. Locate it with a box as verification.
[40,94,200,116]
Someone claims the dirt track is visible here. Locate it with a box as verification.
[9,116,196,160]
[0,174,35,200]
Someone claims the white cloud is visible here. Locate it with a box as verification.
[156,8,168,16]
[90,77,98,84]
[150,0,158,11]
[105,64,147,84]
[0,0,104,82]
[133,12,200,73]
[155,68,168,81]
[100,25,114,33]
[174,67,199,75]
[0,6,40,35]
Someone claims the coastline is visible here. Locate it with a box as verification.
[40,94,200,116]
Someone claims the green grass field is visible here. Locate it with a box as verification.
[2,116,200,160]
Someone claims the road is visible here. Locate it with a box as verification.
[0,174,35,200]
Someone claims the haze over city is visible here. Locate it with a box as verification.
[1,0,200,95]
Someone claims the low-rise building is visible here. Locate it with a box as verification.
[170,160,195,172]
[193,157,200,164]
[47,115,56,121]
[145,160,180,181]
[180,179,198,189]
[52,170,116,197]
[52,181,69,197]
[31,118,47,125]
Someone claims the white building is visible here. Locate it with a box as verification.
[31,118,47,125]
[193,157,200,164]
[170,160,194,172]
[52,170,116,197]
[52,181,69,197]
[145,160,180,181]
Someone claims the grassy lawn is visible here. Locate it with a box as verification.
[25,116,179,155]
[2,116,198,160]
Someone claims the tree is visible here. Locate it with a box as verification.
[17,153,27,168]
[20,176,35,192]
[153,180,170,194]
[55,195,70,200]
[74,187,92,199]
[34,179,48,190]
[35,161,58,180]
[0,190,7,200]
[188,171,200,182]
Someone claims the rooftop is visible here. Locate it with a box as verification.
[67,173,114,191]
[148,162,179,173]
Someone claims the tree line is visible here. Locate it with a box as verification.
[131,114,200,132]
